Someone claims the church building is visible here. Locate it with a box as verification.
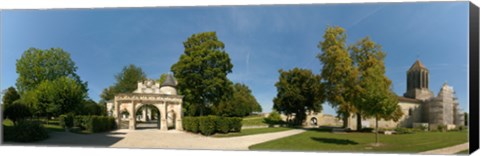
[343,60,465,130]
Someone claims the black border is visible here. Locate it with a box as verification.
[469,2,479,154]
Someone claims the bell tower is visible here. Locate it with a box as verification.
[403,60,434,100]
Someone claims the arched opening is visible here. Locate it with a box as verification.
[135,104,161,129]
[167,110,176,130]
[310,117,318,126]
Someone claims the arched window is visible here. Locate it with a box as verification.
[408,108,413,116]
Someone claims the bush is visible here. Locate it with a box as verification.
[4,102,32,125]
[230,117,243,132]
[216,117,231,133]
[394,127,414,134]
[199,116,217,136]
[182,116,243,135]
[69,115,115,133]
[437,124,447,132]
[59,114,74,129]
[263,111,283,125]
[359,127,374,133]
[457,125,466,131]
[13,120,49,142]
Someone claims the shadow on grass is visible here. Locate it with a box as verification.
[310,137,359,145]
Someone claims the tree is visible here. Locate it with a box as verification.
[15,48,87,94]
[79,99,103,115]
[4,101,32,126]
[157,73,168,84]
[317,26,357,128]
[2,87,20,107]
[213,83,262,117]
[101,64,147,101]
[273,68,324,125]
[350,37,402,145]
[34,76,87,118]
[171,32,234,116]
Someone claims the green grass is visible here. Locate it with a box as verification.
[214,127,292,137]
[2,119,15,142]
[242,116,268,127]
[249,129,468,153]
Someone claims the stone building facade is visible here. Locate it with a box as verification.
[106,74,184,131]
[342,60,465,130]
[297,60,465,130]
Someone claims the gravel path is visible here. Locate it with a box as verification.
[110,129,305,150]
[418,142,469,155]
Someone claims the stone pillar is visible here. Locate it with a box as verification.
[143,108,147,121]
[175,102,183,131]
[129,102,136,130]
[160,101,168,131]
[115,100,121,128]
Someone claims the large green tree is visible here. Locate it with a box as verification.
[33,76,87,118]
[100,64,147,101]
[171,32,234,116]
[317,26,357,128]
[273,68,324,125]
[214,83,262,117]
[157,73,168,84]
[15,48,87,94]
[350,37,402,145]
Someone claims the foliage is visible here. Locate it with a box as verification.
[79,99,103,115]
[72,115,116,133]
[198,116,217,136]
[213,83,262,117]
[171,32,234,116]
[437,124,447,132]
[157,73,168,84]
[264,111,284,125]
[182,116,242,135]
[101,64,147,101]
[15,47,87,94]
[2,87,20,107]
[273,68,324,125]
[214,127,292,138]
[33,76,87,117]
[59,114,74,129]
[13,120,49,142]
[394,127,414,134]
[4,101,32,125]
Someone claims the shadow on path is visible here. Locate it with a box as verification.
[310,137,358,145]
[3,131,126,148]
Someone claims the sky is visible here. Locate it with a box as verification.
[0,2,470,115]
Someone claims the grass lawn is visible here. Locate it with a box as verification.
[242,116,268,127]
[214,127,292,138]
[456,149,469,154]
[249,129,468,153]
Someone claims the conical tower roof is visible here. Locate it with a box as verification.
[408,59,428,71]
[161,74,177,87]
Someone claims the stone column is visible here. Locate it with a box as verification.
[129,102,136,130]
[175,102,183,131]
[160,101,168,131]
[143,108,147,122]
[115,100,121,128]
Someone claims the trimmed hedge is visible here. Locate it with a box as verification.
[61,115,116,133]
[183,116,242,136]
[13,120,49,142]
[59,114,74,129]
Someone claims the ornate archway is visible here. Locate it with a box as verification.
[106,75,184,131]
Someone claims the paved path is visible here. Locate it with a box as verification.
[418,142,469,155]
[110,129,305,150]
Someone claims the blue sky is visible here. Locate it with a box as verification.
[1,2,470,115]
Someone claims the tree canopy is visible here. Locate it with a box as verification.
[317,26,357,126]
[213,83,262,117]
[2,87,20,107]
[15,48,87,94]
[273,68,324,125]
[101,64,147,101]
[171,32,234,116]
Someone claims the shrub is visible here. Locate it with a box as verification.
[359,127,374,133]
[437,124,447,132]
[457,125,466,131]
[394,127,414,134]
[216,117,231,133]
[230,117,243,132]
[13,120,49,142]
[4,102,32,125]
[263,111,283,125]
[183,117,199,133]
[199,116,217,136]
[59,114,74,129]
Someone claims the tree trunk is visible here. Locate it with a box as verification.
[342,113,349,129]
[375,116,379,145]
[356,112,362,131]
